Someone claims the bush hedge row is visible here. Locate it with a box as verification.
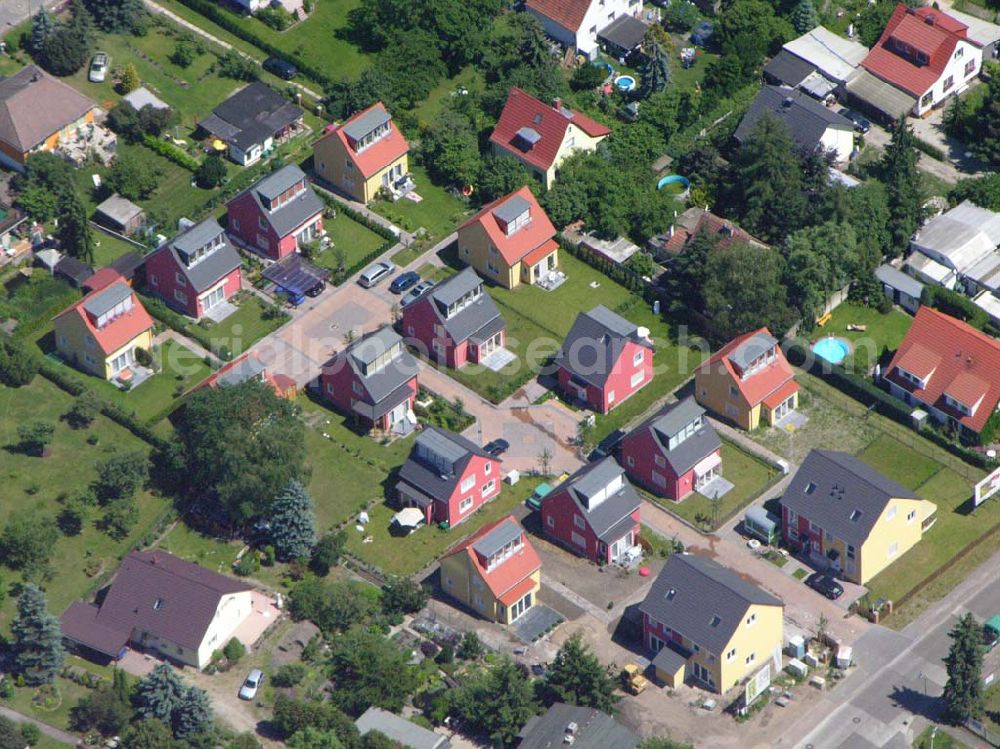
[143,134,201,172]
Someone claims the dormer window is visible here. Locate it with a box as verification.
[357,340,402,377]
[896,366,929,390]
[709,615,722,627]
[665,416,703,451]
[92,295,135,329]
[501,209,531,237]
[353,121,391,153]
[153,598,164,610]
[441,285,482,319]
[804,482,816,495]
[484,535,523,571]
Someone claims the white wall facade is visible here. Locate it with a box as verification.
[819,126,855,163]
[527,0,637,59]
[195,590,254,668]
[915,38,982,115]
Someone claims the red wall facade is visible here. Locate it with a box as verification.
[145,249,242,319]
[557,340,653,413]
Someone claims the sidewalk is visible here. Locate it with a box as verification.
[154,329,221,366]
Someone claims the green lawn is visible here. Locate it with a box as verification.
[192,293,288,355]
[855,433,943,491]
[913,726,971,749]
[154,521,241,574]
[311,211,388,274]
[411,66,486,129]
[811,302,914,372]
[92,231,145,268]
[6,674,94,733]
[371,164,472,242]
[0,378,169,629]
[655,442,779,531]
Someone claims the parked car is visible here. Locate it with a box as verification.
[839,108,871,134]
[305,280,325,297]
[238,669,264,700]
[400,280,435,308]
[359,261,395,288]
[984,615,1000,651]
[264,57,297,80]
[806,572,844,600]
[389,271,420,294]
[89,52,109,82]
[484,438,509,457]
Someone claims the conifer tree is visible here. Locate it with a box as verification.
[11,585,65,685]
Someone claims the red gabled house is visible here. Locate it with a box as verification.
[553,305,654,414]
[145,218,243,320]
[620,396,723,502]
[540,457,642,565]
[225,164,324,261]
[320,327,419,434]
[401,267,506,369]
[396,426,502,527]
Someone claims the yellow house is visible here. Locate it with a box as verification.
[439,515,542,624]
[695,327,799,431]
[640,553,784,693]
[781,449,937,585]
[456,186,560,290]
[313,102,411,204]
[54,274,155,382]
[489,87,611,189]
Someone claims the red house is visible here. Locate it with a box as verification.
[620,397,723,502]
[539,457,641,565]
[396,426,502,527]
[145,218,242,320]
[320,327,419,434]
[225,164,324,261]
[553,305,653,414]
[401,267,506,369]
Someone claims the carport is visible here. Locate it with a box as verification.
[598,16,648,60]
[262,254,330,305]
[845,70,916,123]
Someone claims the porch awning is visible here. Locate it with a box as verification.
[693,451,722,477]
[498,576,537,607]
[522,238,559,267]
[762,379,799,409]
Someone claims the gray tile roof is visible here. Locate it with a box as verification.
[173,217,225,256]
[651,642,689,673]
[554,305,650,388]
[639,553,782,655]
[633,396,723,475]
[355,707,450,749]
[396,426,490,503]
[472,516,523,558]
[516,704,639,749]
[875,263,924,299]
[734,85,854,154]
[341,328,419,418]
[95,194,143,226]
[415,268,505,346]
[782,450,918,546]
[597,14,648,51]
[200,82,302,150]
[83,281,132,319]
[494,193,531,225]
[342,103,392,142]
[216,356,266,388]
[159,218,242,294]
[255,163,307,201]
[728,330,779,370]
[553,457,641,541]
[242,164,324,239]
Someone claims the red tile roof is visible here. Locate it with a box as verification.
[525,0,590,32]
[444,515,541,601]
[862,5,968,97]
[705,327,797,407]
[657,208,767,256]
[762,377,800,410]
[459,186,557,266]
[54,276,154,356]
[83,267,123,294]
[489,87,610,172]
[314,102,409,179]
[522,237,560,266]
[885,306,1000,433]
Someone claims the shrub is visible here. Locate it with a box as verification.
[256,6,293,29]
[270,663,306,687]
[64,390,103,429]
[20,723,41,745]
[234,552,259,576]
[217,50,259,81]
[222,638,246,663]
[0,336,39,387]
[135,347,153,367]
[170,40,196,67]
[141,134,200,171]
[196,154,227,188]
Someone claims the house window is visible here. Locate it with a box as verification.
[574,514,586,530]
[746,613,756,627]
[650,634,665,652]
[175,272,187,287]
[652,471,666,488]
[484,462,492,475]
[630,371,645,388]
[258,216,268,231]
[571,531,586,547]
[352,380,364,397]
[406,325,415,336]
[326,383,334,396]
[887,542,899,557]
[907,509,916,523]
[955,47,964,59]
[232,218,240,231]
[886,505,897,521]
[463,247,469,257]
[150,274,158,287]
[809,521,820,533]
[461,475,475,493]
[633,350,644,366]
[546,515,555,528]
[481,479,496,495]
[626,455,635,467]
[655,455,666,468]
[257,233,269,249]
[459,496,474,513]
[745,652,756,665]
[85,334,95,348]
[729,384,738,397]
[608,390,616,404]
[965,59,976,77]
[943,75,954,92]
[921,92,933,108]
[174,289,187,304]
[726,648,736,661]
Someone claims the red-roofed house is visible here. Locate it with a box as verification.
[649,207,767,262]
[439,515,541,624]
[884,306,1000,441]
[54,273,155,382]
[457,186,560,289]
[857,4,981,117]
[526,0,642,59]
[489,88,611,189]
[695,328,799,431]
[313,102,411,203]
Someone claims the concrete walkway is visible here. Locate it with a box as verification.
[0,705,78,746]
[154,329,221,367]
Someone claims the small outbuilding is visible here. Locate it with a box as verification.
[598,15,648,60]
[94,194,145,236]
[54,256,94,288]
[122,86,170,112]
[744,505,779,545]
[652,643,688,688]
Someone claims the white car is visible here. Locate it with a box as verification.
[88,53,109,83]
[400,279,435,308]
[238,669,263,700]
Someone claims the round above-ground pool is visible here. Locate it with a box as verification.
[614,74,636,92]
[657,174,690,190]
[812,336,850,365]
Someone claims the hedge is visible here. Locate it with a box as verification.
[921,285,990,329]
[142,134,201,172]
[913,136,946,162]
[556,235,655,299]
[332,240,395,285]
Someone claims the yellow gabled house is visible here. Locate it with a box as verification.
[54,272,155,382]
[640,553,784,693]
[439,515,541,625]
[781,449,937,585]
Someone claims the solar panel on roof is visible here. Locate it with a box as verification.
[515,127,541,145]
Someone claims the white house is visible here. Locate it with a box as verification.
[906,200,1000,295]
[525,0,643,59]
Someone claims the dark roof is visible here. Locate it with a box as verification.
[782,450,919,545]
[0,65,95,152]
[551,458,641,541]
[651,642,690,673]
[55,256,95,285]
[875,263,924,299]
[764,49,818,87]
[109,252,145,279]
[238,164,324,238]
[83,281,132,318]
[630,397,722,475]
[61,550,251,652]
[397,426,491,503]
[262,253,330,294]
[639,553,782,654]
[516,704,639,749]
[59,602,129,657]
[734,85,854,153]
[554,305,651,389]
[200,82,302,150]
[342,103,392,142]
[154,218,242,294]
[409,268,505,345]
[598,15,648,51]
[216,355,266,387]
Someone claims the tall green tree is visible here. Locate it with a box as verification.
[93,451,148,504]
[133,664,188,725]
[57,189,95,264]
[380,576,428,616]
[0,515,59,577]
[639,43,671,99]
[328,629,418,715]
[476,155,531,204]
[791,0,819,33]
[70,686,132,735]
[0,716,22,749]
[542,633,619,712]
[122,719,173,749]
[287,727,344,749]
[943,612,986,725]
[29,8,55,55]
[11,585,65,685]
[173,684,213,739]
[270,480,317,562]
[0,336,39,387]
[83,0,147,33]
[450,658,537,748]
[421,107,481,188]
[106,153,162,201]
[880,118,925,255]
[783,221,859,321]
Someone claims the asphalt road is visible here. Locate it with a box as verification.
[0,0,62,30]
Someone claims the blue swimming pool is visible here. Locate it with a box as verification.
[812,336,850,365]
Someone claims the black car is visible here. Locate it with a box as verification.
[305,280,325,297]
[264,57,298,80]
[806,572,844,600]
[839,108,871,134]
[484,438,510,457]
[389,271,420,294]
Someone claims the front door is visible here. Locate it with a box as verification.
[610,532,632,562]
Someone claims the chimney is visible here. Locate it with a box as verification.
[553,97,562,111]
[782,96,794,108]
[924,13,935,24]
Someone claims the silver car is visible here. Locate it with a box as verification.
[88,52,109,83]
[238,669,263,700]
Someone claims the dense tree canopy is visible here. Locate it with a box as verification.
[448,658,537,748]
[943,612,985,724]
[783,222,860,322]
[542,633,619,711]
[328,629,418,715]
[880,119,925,255]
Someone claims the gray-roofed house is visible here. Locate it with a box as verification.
[766,26,869,98]
[321,326,420,435]
[395,425,503,526]
[539,457,642,565]
[734,85,855,163]
[620,396,723,501]
[597,15,649,59]
[54,256,94,288]
[198,82,303,166]
[516,703,639,749]
[60,550,253,669]
[94,194,145,236]
[401,267,507,369]
[226,163,325,261]
[355,707,450,749]
[781,449,937,584]
[554,305,654,414]
[639,553,784,692]
[145,217,243,319]
[875,263,923,314]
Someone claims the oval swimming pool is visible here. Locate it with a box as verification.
[812,336,850,365]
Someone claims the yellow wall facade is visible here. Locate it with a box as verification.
[440,552,539,624]
[55,312,153,380]
[696,366,754,430]
[457,222,520,289]
[493,124,608,189]
[313,134,408,204]
[496,570,541,625]
[99,330,154,380]
[855,497,935,585]
[715,603,784,692]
